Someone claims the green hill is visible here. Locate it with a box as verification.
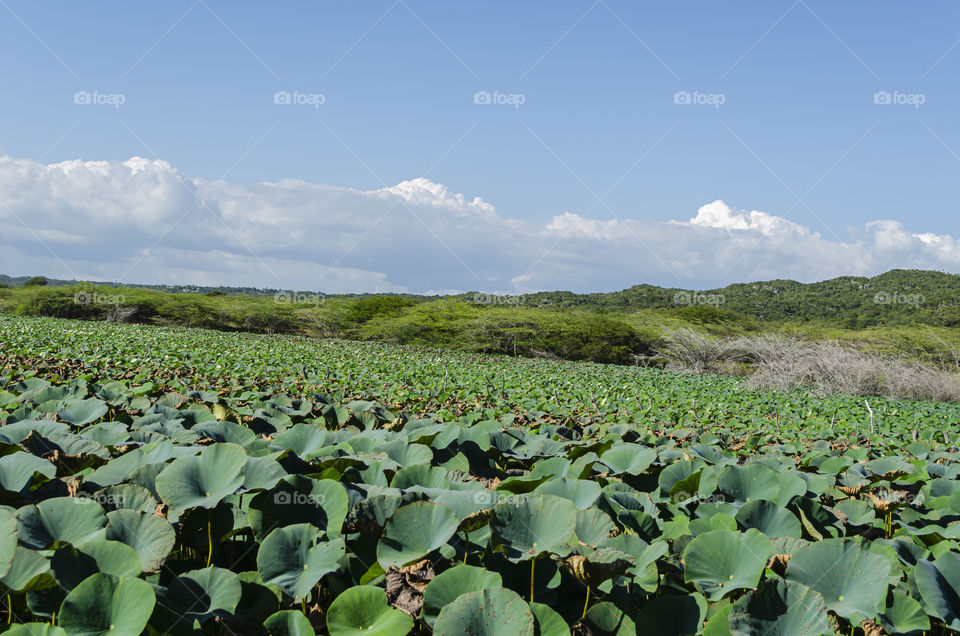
[468,269,960,328]
[2,269,960,366]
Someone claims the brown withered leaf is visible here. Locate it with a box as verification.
[459,508,494,533]
[869,489,908,512]
[306,601,324,632]
[564,549,634,587]
[401,559,435,591]
[766,554,792,578]
[385,559,435,617]
[384,418,405,432]
[837,485,862,496]
[478,476,500,490]
[42,450,103,477]
[861,619,888,636]
[65,476,81,498]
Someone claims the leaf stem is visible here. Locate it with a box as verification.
[582,586,591,620]
[206,509,214,567]
[529,558,536,603]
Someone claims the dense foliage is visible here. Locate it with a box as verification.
[503,269,960,327]
[0,315,959,634]
[3,270,960,370]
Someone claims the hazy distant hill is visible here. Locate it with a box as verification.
[4,268,959,327]
[467,269,960,328]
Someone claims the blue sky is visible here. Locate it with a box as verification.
[2,2,960,292]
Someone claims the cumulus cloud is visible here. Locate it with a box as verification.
[0,154,957,293]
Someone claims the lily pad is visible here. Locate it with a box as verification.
[59,573,155,636]
[785,538,891,620]
[258,523,346,600]
[326,585,414,636]
[684,529,771,601]
[434,587,534,636]
[376,501,458,568]
[729,579,829,636]
[490,495,577,562]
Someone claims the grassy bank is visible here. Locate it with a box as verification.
[3,275,960,370]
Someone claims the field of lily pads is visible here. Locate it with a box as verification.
[0,314,959,635]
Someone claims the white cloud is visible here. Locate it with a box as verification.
[0,155,958,293]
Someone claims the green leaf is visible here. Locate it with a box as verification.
[729,579,829,636]
[247,475,349,540]
[57,398,108,426]
[59,574,155,636]
[913,551,960,630]
[422,564,502,627]
[878,589,930,634]
[151,566,242,629]
[264,609,316,636]
[785,538,891,621]
[718,464,780,504]
[584,601,634,636]
[530,602,569,636]
[0,452,56,492]
[105,509,176,572]
[50,540,142,591]
[376,501,458,568]
[326,585,414,636]
[683,529,771,601]
[258,523,345,600]
[702,604,733,636]
[490,495,577,562]
[434,587,534,636]
[634,594,705,636]
[4,624,68,636]
[0,546,55,592]
[17,497,107,549]
[0,507,17,578]
[574,508,617,549]
[735,500,801,538]
[155,442,247,519]
[534,478,601,509]
[599,444,656,475]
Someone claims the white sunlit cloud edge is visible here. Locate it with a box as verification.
[0,154,957,295]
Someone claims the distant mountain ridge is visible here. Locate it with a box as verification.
[503,269,960,327]
[3,268,959,327]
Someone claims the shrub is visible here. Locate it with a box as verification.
[345,296,418,323]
